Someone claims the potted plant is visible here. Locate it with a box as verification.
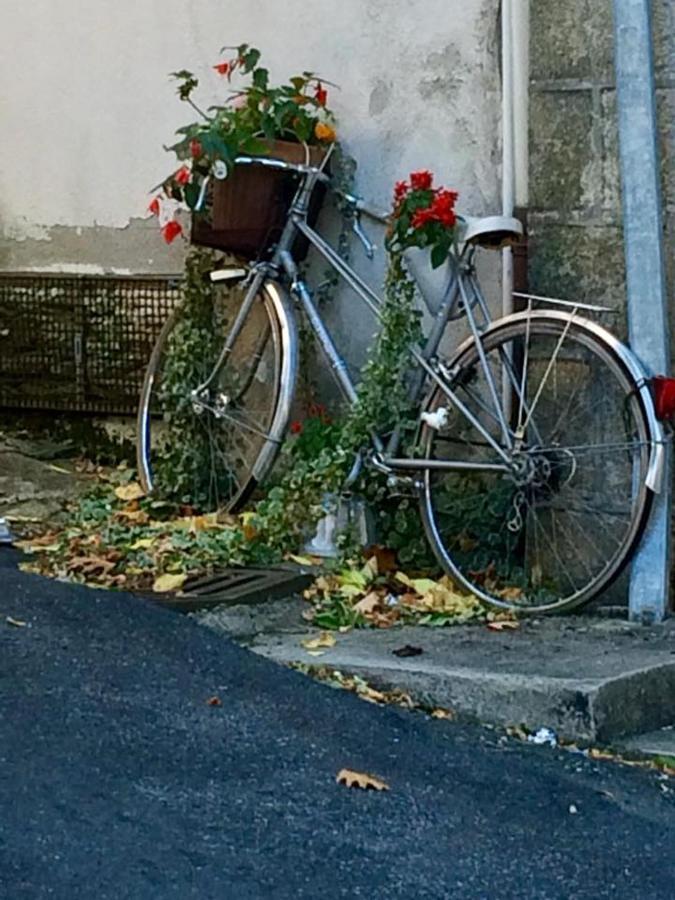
[386,171,459,314]
[149,43,338,256]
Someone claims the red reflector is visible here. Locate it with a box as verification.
[651,376,675,420]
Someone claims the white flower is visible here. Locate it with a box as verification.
[421,407,450,430]
[212,160,228,180]
[158,197,181,228]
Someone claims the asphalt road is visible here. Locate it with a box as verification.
[1,556,674,899]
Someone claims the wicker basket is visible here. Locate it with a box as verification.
[191,140,326,260]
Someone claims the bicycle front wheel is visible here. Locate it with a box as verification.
[420,313,654,614]
[137,278,295,512]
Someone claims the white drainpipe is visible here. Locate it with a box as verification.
[501,0,530,319]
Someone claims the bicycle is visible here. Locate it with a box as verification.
[137,153,666,615]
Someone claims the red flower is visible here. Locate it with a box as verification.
[411,207,434,229]
[189,139,202,159]
[430,189,458,227]
[213,61,230,76]
[148,196,161,217]
[410,170,433,191]
[314,82,328,106]
[175,166,191,186]
[290,421,303,434]
[161,220,183,244]
[393,181,409,204]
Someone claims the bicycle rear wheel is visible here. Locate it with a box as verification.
[420,313,654,614]
[137,278,294,512]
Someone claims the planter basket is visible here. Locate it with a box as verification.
[191,140,326,260]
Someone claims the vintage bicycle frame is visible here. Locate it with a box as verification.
[193,157,665,488]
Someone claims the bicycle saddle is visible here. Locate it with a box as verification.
[458,215,523,250]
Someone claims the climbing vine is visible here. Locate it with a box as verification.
[147,169,460,563]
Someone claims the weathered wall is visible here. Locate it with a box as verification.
[528,0,674,343]
[0,0,504,368]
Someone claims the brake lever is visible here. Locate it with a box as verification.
[352,212,376,260]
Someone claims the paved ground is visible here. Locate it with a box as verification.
[197,596,675,743]
[1,559,674,899]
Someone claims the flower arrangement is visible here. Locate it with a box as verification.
[149,43,338,244]
[386,170,459,268]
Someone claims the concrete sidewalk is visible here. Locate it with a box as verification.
[196,597,675,746]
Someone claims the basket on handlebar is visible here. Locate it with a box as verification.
[191,139,327,261]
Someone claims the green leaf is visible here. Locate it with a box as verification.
[430,243,449,269]
[183,181,200,209]
[252,67,268,89]
[243,48,261,72]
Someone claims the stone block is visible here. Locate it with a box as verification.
[653,0,675,79]
[529,90,597,213]
[530,0,613,82]
[656,88,675,213]
[599,89,621,219]
[528,221,627,336]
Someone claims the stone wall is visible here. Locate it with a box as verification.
[528,0,674,344]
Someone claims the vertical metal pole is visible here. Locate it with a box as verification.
[613,0,671,622]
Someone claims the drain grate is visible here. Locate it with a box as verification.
[147,565,314,612]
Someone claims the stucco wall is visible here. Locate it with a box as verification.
[0,0,504,368]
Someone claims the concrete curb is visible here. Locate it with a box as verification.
[197,604,675,744]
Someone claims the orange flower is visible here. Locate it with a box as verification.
[314,122,336,142]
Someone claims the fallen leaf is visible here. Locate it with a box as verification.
[152,572,187,593]
[392,644,424,658]
[301,632,337,651]
[430,708,455,720]
[336,768,389,792]
[287,553,322,567]
[47,464,73,475]
[353,591,381,615]
[6,616,27,627]
[68,555,117,577]
[114,482,145,502]
[364,545,397,573]
[206,696,222,707]
[395,572,437,594]
[487,621,520,632]
[130,537,156,551]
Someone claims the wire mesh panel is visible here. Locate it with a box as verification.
[0,273,182,414]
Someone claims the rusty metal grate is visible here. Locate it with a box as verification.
[146,566,314,612]
[0,272,182,414]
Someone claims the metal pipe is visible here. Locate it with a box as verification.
[613,0,671,622]
[500,1,530,310]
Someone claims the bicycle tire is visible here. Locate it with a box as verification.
[419,312,654,614]
[137,277,297,512]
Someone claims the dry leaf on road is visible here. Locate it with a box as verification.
[301,632,336,651]
[336,768,390,791]
[430,708,455,720]
[152,572,187,593]
[486,621,520,632]
[206,696,222,707]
